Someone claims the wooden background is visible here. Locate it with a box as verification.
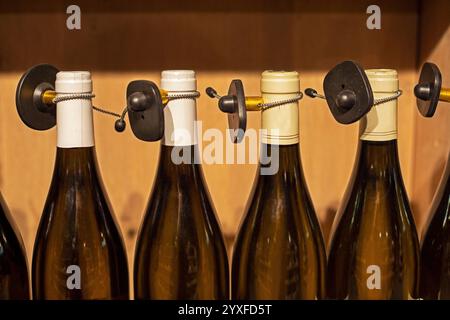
[0,0,449,284]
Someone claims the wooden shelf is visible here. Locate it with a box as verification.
[0,0,448,263]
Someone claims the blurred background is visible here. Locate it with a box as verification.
[0,0,449,288]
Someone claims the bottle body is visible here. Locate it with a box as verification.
[0,194,30,299]
[232,144,326,299]
[327,141,419,299]
[327,69,419,300]
[420,156,450,299]
[134,145,229,299]
[32,148,129,299]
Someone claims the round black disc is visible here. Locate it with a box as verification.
[416,62,441,117]
[227,80,247,143]
[16,64,59,130]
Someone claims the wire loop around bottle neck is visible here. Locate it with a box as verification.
[208,89,303,111]
[372,90,403,106]
[52,92,123,118]
[51,90,202,134]
[306,89,403,107]
[165,91,201,101]
[52,93,96,103]
[259,92,303,110]
[52,90,201,118]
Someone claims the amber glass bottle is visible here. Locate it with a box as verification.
[0,194,29,299]
[327,69,419,299]
[134,71,229,300]
[232,71,326,299]
[32,72,129,299]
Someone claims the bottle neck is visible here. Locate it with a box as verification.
[157,144,201,179]
[356,86,400,175]
[355,140,401,177]
[261,93,299,146]
[359,86,398,142]
[260,143,301,176]
[56,98,95,148]
[53,147,97,180]
[161,94,198,146]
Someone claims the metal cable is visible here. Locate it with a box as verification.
[53,93,121,118]
[307,91,326,99]
[166,91,201,101]
[307,89,402,107]
[207,89,303,110]
[259,93,304,110]
[52,91,201,126]
[373,90,403,106]
[52,93,96,103]
[92,106,121,118]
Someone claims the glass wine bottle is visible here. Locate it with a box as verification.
[32,72,129,300]
[232,71,326,299]
[327,69,419,300]
[134,70,229,300]
[420,152,450,299]
[0,194,30,299]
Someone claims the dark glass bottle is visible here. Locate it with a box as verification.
[420,156,450,299]
[134,70,229,300]
[327,69,419,300]
[32,71,129,300]
[232,70,326,300]
[0,195,30,299]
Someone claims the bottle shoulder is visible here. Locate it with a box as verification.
[246,164,315,214]
[422,204,450,248]
[423,172,450,240]
[141,162,223,235]
[37,162,122,250]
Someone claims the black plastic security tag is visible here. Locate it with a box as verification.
[415,62,442,117]
[323,60,374,124]
[126,80,164,142]
[16,64,59,130]
[226,80,247,143]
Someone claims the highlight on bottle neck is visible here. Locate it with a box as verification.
[260,70,300,145]
[55,71,94,148]
[360,69,399,142]
[160,70,198,147]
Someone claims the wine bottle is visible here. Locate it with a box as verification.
[327,69,419,299]
[0,194,30,299]
[32,72,129,300]
[232,71,326,300]
[134,70,229,300]
[420,152,450,299]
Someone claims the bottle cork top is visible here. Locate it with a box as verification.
[365,69,398,93]
[261,70,300,93]
[55,71,92,93]
[161,70,196,92]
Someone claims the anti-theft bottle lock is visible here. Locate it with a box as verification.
[15,64,200,141]
[16,64,128,131]
[205,81,303,143]
[114,81,200,142]
[304,60,403,124]
[414,62,450,117]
